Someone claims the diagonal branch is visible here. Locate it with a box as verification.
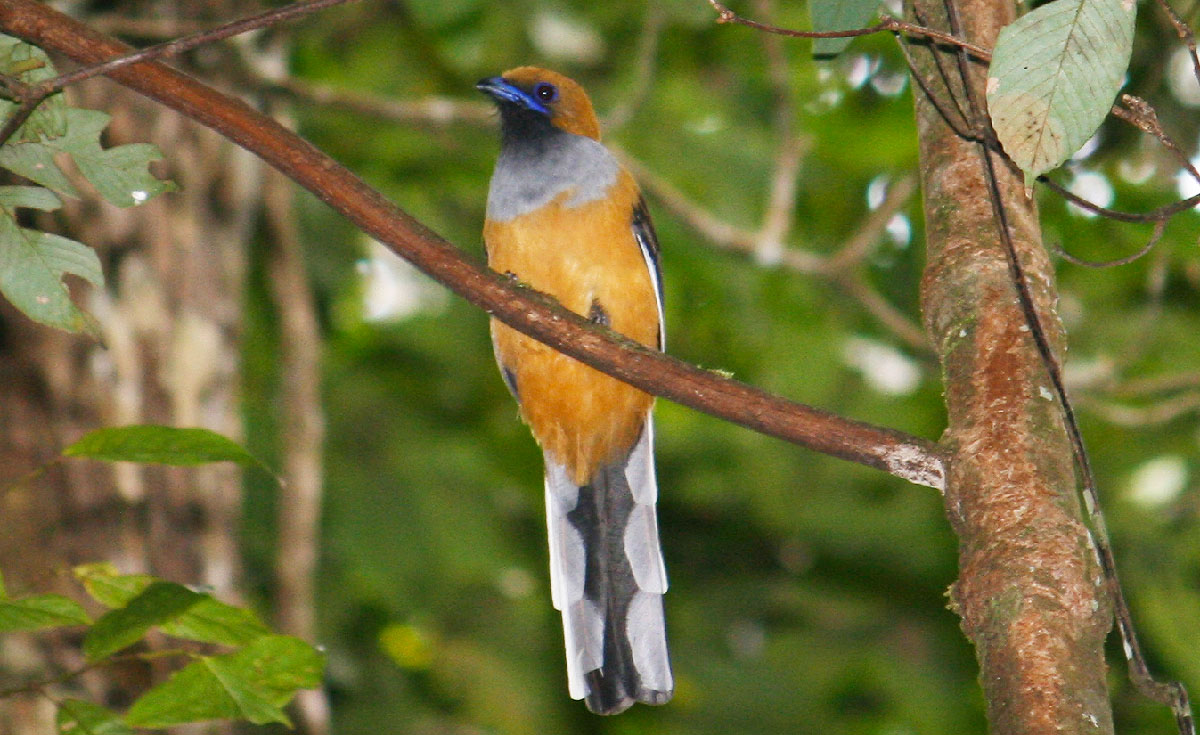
[0,0,948,490]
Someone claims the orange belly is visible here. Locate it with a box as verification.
[485,173,659,485]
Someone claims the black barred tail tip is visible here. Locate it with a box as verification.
[543,421,673,714]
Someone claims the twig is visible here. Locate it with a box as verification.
[1108,372,1200,397]
[1080,393,1200,427]
[1115,95,1200,185]
[0,457,63,497]
[753,0,804,265]
[825,174,919,273]
[265,78,494,125]
[1039,177,1200,223]
[896,33,974,139]
[602,6,666,130]
[619,152,767,255]
[1154,0,1200,90]
[0,0,949,490]
[49,0,358,92]
[707,0,992,60]
[909,2,975,137]
[836,273,930,350]
[0,0,358,147]
[624,151,928,352]
[1053,220,1166,268]
[0,96,42,147]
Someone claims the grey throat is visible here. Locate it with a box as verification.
[487,130,620,222]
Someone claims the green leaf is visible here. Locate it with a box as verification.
[62,426,265,469]
[0,34,67,142]
[0,594,90,631]
[84,582,205,662]
[0,185,64,211]
[0,139,80,199]
[161,597,272,648]
[810,0,879,57]
[40,108,176,208]
[72,564,269,646]
[73,563,154,608]
[986,0,1136,182]
[125,635,325,728]
[0,188,103,335]
[56,699,133,735]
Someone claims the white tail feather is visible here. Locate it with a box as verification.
[542,420,672,713]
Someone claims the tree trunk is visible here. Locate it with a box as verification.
[0,3,261,732]
[908,0,1115,733]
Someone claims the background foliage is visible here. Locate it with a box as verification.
[6,0,1200,732]
[234,1,1200,732]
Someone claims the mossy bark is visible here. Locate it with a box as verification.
[908,0,1115,732]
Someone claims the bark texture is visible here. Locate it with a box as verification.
[908,0,1115,733]
[0,3,260,732]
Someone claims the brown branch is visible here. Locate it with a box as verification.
[265,77,494,125]
[626,152,929,352]
[825,175,919,273]
[0,0,948,489]
[1079,393,1200,427]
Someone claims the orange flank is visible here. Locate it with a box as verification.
[486,170,658,486]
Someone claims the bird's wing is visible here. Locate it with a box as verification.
[631,197,665,350]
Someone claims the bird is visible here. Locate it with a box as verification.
[477,66,672,715]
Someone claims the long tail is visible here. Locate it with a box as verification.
[543,419,673,715]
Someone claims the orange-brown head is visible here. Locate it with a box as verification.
[476,66,601,141]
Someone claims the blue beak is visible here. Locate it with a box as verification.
[476,77,550,115]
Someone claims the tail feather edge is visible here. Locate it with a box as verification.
[543,420,673,715]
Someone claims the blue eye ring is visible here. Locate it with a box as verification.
[533,82,559,104]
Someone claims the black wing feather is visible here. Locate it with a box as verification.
[631,198,665,350]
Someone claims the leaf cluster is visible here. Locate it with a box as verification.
[0,563,324,731]
[0,34,173,335]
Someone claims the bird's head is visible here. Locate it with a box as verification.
[476,66,601,141]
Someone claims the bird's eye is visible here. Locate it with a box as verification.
[533,82,558,104]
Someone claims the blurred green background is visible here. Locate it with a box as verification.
[236,1,1200,732]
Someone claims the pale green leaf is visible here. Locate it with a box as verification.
[0,594,90,631]
[0,185,62,211]
[71,564,269,646]
[0,193,103,335]
[62,425,264,468]
[986,0,1136,182]
[56,699,133,735]
[84,582,205,662]
[162,597,272,648]
[0,140,80,199]
[40,109,176,208]
[0,34,66,142]
[810,0,879,57]
[73,563,154,608]
[125,636,325,728]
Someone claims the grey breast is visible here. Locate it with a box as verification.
[487,131,620,223]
